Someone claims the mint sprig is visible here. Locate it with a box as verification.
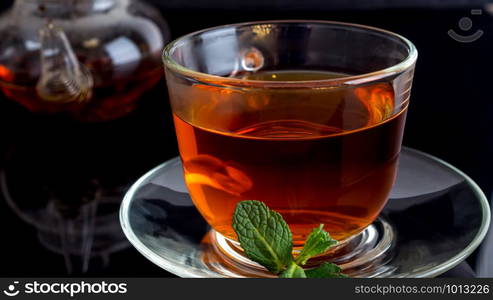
[232,200,347,278]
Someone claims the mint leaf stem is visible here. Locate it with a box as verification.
[279,261,307,278]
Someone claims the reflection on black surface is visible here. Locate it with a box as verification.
[2,167,129,274]
[132,184,209,244]
[384,181,481,272]
[386,181,479,237]
[0,80,176,276]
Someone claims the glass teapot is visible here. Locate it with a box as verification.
[0,0,170,122]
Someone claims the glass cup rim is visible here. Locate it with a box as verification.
[162,20,418,88]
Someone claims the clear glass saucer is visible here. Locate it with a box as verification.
[119,147,491,278]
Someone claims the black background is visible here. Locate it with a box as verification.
[0,0,491,277]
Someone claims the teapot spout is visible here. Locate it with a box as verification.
[36,21,93,104]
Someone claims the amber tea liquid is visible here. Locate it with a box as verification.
[173,70,407,244]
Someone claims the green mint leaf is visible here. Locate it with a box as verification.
[279,261,307,278]
[305,262,348,278]
[232,200,293,274]
[295,224,338,265]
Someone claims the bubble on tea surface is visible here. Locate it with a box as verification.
[240,47,264,72]
[183,155,253,196]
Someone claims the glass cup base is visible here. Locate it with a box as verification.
[204,217,395,277]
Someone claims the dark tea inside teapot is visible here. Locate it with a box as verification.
[0,0,170,122]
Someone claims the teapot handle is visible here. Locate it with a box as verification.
[36,21,93,104]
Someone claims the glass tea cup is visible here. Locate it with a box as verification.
[162,21,417,247]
